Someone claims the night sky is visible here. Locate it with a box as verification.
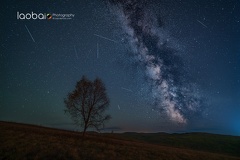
[1,0,240,135]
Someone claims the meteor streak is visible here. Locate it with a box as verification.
[25,25,35,42]
[94,34,118,43]
[197,20,208,28]
[74,45,78,59]
[121,87,133,92]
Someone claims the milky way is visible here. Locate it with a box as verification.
[108,0,203,124]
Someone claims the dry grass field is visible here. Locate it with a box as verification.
[1,121,240,160]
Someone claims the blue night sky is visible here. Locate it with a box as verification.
[1,0,240,135]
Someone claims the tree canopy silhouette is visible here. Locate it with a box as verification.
[64,76,111,137]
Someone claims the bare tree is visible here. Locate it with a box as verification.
[64,76,111,137]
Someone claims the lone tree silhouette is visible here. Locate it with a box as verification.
[64,76,111,137]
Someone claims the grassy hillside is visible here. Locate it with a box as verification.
[104,132,240,157]
[1,121,240,160]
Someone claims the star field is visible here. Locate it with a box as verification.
[1,0,240,135]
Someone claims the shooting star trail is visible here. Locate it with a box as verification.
[25,25,35,42]
[97,43,99,58]
[196,20,208,28]
[74,45,78,59]
[94,34,118,43]
[118,105,120,110]
[121,87,133,92]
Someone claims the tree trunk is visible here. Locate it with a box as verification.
[82,125,87,140]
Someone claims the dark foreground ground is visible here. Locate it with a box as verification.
[1,121,240,160]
